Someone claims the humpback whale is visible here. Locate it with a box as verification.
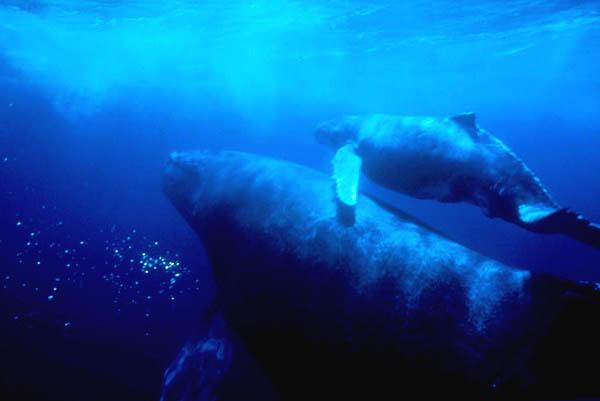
[316,113,600,248]
[163,150,600,400]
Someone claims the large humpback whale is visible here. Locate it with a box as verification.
[163,150,600,400]
[316,113,600,248]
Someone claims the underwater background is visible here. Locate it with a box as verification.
[0,0,599,400]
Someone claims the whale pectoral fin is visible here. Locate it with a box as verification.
[332,144,362,225]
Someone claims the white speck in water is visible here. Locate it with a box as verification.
[47,295,54,300]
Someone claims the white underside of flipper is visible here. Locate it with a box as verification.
[332,144,362,223]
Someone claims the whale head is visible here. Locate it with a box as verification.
[315,116,361,147]
[163,151,208,218]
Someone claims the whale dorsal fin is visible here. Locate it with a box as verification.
[451,112,478,137]
[332,144,362,226]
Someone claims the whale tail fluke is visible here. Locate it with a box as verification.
[528,208,600,250]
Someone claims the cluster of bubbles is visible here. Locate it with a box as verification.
[103,228,199,310]
[1,213,202,336]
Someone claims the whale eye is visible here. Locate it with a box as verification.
[315,118,359,147]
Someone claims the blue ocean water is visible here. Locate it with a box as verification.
[0,1,599,399]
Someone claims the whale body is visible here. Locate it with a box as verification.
[316,113,600,248]
[163,150,600,400]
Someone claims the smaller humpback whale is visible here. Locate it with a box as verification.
[316,113,600,248]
